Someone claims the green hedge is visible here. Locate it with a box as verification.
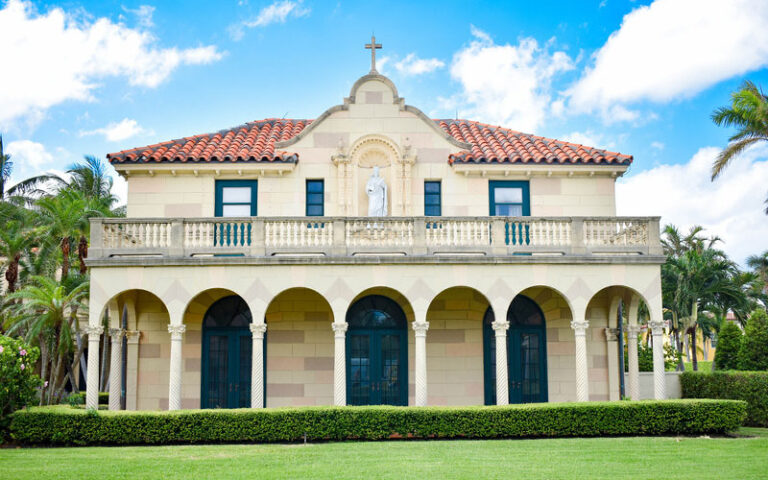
[8,400,745,446]
[63,392,109,406]
[681,371,768,427]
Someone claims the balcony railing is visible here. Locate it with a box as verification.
[88,216,662,259]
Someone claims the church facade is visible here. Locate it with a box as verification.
[83,56,667,411]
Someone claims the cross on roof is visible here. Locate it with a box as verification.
[365,35,382,74]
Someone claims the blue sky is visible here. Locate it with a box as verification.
[1,0,767,263]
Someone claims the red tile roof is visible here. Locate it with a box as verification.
[107,118,632,166]
[437,119,632,165]
[107,119,311,164]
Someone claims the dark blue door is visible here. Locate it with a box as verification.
[201,296,261,408]
[347,295,408,406]
[483,295,548,405]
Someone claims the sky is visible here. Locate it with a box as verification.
[1,0,767,264]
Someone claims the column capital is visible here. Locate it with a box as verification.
[570,319,589,335]
[604,327,619,342]
[332,322,348,337]
[167,324,186,339]
[83,325,104,338]
[626,324,641,336]
[492,320,510,335]
[125,330,142,344]
[109,328,126,341]
[249,322,267,338]
[411,321,429,336]
[648,319,665,332]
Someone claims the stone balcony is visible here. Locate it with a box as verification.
[87,216,663,265]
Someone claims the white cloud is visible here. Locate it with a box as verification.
[393,53,445,76]
[561,131,614,150]
[123,5,155,29]
[80,118,148,142]
[0,0,223,128]
[5,140,54,169]
[230,1,309,40]
[569,0,768,116]
[447,26,574,132]
[650,141,664,150]
[616,145,768,265]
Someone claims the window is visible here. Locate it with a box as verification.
[306,180,324,216]
[215,180,257,217]
[489,181,530,216]
[424,181,441,216]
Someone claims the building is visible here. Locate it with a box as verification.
[84,41,668,411]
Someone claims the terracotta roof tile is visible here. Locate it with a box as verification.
[108,118,632,166]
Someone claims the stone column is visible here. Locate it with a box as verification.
[167,324,186,411]
[84,325,104,410]
[571,317,590,402]
[124,330,141,410]
[604,328,620,401]
[626,324,641,401]
[492,320,510,405]
[249,323,267,408]
[649,319,667,400]
[108,328,125,411]
[412,321,429,406]
[332,322,348,406]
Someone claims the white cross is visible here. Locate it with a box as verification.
[365,35,382,73]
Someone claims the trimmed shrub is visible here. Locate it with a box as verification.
[0,335,43,429]
[738,309,768,371]
[681,371,768,426]
[64,392,109,406]
[714,322,742,371]
[8,400,745,446]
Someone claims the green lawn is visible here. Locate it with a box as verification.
[2,431,768,480]
[684,360,713,372]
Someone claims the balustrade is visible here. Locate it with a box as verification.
[89,216,661,259]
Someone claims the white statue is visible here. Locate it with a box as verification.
[365,166,388,216]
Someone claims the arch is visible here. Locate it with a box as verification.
[263,287,335,407]
[182,287,255,325]
[200,295,254,409]
[483,294,548,405]
[97,289,170,331]
[426,286,491,406]
[346,289,410,406]
[349,287,415,323]
[349,134,402,164]
[586,285,652,329]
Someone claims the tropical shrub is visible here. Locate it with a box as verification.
[738,309,768,371]
[8,400,745,446]
[625,341,680,372]
[0,335,43,427]
[714,322,742,370]
[681,371,768,426]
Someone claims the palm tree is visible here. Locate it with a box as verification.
[5,275,89,403]
[0,134,9,200]
[747,250,768,296]
[35,190,100,281]
[711,80,768,214]
[0,220,34,293]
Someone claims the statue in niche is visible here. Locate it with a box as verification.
[365,166,388,217]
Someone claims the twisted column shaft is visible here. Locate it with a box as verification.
[332,322,348,406]
[650,319,667,400]
[167,324,186,411]
[85,325,104,410]
[493,320,510,405]
[412,321,429,406]
[571,318,590,402]
[108,328,125,411]
[250,323,267,408]
[627,324,641,400]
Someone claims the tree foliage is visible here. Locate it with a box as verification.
[714,322,742,371]
[738,309,768,371]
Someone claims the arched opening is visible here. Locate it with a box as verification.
[200,295,254,408]
[483,295,548,404]
[346,295,408,406]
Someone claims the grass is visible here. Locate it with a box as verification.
[2,431,768,480]
[684,360,713,372]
